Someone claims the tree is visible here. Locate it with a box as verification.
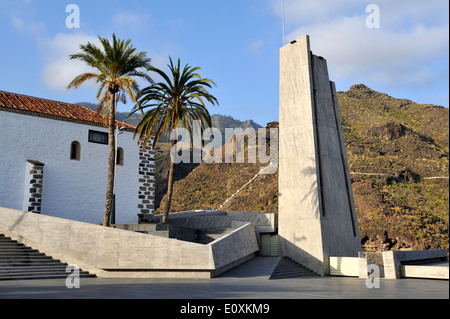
[133,57,218,224]
[67,33,153,226]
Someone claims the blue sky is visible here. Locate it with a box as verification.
[0,0,448,126]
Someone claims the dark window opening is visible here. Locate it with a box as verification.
[70,141,81,161]
[117,147,124,166]
[88,130,108,145]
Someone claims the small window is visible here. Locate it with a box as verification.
[70,141,81,161]
[88,130,108,145]
[116,147,124,166]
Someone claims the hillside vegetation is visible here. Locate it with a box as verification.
[130,85,450,252]
[339,84,448,251]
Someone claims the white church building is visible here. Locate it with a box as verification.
[0,90,155,225]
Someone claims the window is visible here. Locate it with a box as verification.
[116,147,124,166]
[88,130,108,145]
[70,141,81,161]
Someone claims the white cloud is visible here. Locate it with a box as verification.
[247,39,265,54]
[39,33,100,92]
[113,12,150,31]
[273,0,449,29]
[286,17,449,88]
[11,15,45,34]
[39,32,166,94]
[270,0,449,90]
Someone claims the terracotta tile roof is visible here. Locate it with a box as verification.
[0,90,136,130]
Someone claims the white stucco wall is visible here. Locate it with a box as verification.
[0,111,141,224]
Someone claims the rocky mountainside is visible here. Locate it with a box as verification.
[155,84,449,253]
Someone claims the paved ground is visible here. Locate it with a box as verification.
[0,258,448,300]
[0,275,448,299]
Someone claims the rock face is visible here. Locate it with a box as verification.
[370,121,408,140]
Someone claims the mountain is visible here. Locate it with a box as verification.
[210,114,263,145]
[211,114,262,131]
[151,115,264,209]
[155,84,449,253]
[75,104,261,144]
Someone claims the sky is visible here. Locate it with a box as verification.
[0,0,448,126]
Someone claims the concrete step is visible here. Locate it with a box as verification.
[0,261,67,267]
[0,255,56,261]
[0,251,45,256]
[270,257,318,280]
[0,269,94,276]
[0,233,96,281]
[0,265,68,272]
[0,245,32,250]
[0,241,26,245]
[0,273,96,281]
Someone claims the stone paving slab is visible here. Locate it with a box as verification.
[0,258,448,300]
[0,273,448,300]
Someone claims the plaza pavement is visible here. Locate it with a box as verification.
[0,257,448,300]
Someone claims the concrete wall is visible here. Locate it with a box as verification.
[358,250,448,280]
[383,249,448,279]
[0,111,144,224]
[0,207,259,278]
[278,35,361,276]
[152,210,277,232]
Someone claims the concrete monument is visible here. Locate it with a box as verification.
[278,35,361,276]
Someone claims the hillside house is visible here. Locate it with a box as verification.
[0,90,154,224]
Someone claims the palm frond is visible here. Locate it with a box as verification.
[68,33,154,126]
[134,56,218,150]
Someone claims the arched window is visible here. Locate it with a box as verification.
[116,147,124,166]
[70,141,81,161]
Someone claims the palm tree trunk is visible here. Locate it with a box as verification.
[103,92,116,226]
[162,140,176,224]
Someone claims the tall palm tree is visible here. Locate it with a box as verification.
[67,33,153,226]
[133,57,218,224]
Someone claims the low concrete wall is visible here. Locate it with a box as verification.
[0,207,259,278]
[211,221,259,271]
[152,210,278,232]
[152,210,277,255]
[114,224,198,243]
[358,250,448,280]
[383,249,448,279]
[226,212,278,233]
[401,262,449,280]
[329,257,359,277]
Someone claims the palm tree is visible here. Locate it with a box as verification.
[133,57,218,224]
[67,33,153,226]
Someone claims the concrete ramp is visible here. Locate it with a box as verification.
[0,207,259,279]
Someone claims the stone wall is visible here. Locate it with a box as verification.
[23,160,44,214]
[137,141,155,219]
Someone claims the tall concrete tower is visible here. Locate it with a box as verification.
[278,35,361,276]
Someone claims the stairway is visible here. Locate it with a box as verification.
[269,257,318,279]
[0,234,95,281]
